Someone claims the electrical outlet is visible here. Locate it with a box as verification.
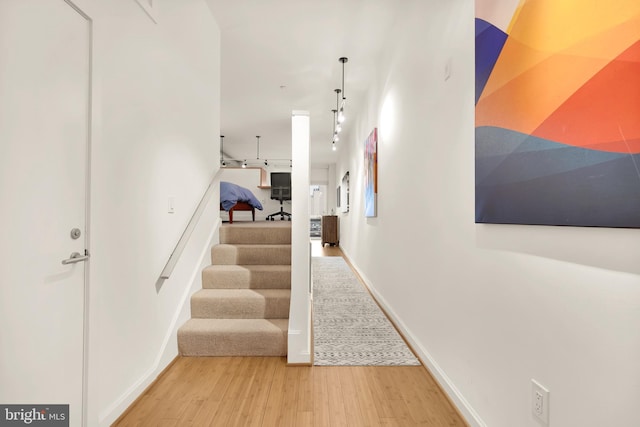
[531,379,549,424]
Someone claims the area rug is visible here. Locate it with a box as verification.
[312,257,421,366]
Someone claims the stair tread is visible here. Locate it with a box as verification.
[202,264,291,289]
[179,318,288,332]
[204,264,291,271]
[215,243,291,248]
[193,289,291,298]
[220,224,291,245]
[178,318,288,356]
[211,244,291,266]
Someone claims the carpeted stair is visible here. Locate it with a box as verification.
[178,224,291,356]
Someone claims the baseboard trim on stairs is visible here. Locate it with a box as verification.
[100,218,221,427]
[340,249,486,427]
[110,356,179,426]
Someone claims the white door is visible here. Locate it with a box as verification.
[0,1,91,425]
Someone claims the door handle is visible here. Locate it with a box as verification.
[61,251,90,265]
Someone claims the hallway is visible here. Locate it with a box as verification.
[113,238,466,426]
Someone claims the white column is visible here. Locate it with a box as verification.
[288,111,311,364]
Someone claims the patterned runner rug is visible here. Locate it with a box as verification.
[313,257,421,366]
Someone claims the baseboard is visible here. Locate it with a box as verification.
[109,356,179,426]
[98,216,220,426]
[340,250,486,427]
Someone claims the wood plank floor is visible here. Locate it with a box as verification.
[112,357,466,426]
[113,239,467,426]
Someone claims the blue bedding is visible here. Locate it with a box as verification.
[220,181,263,211]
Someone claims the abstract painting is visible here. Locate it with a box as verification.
[475,0,640,227]
[364,128,378,217]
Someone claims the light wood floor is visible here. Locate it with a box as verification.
[113,239,467,427]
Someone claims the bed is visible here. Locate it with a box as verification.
[220,181,264,223]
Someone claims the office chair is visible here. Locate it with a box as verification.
[266,172,291,221]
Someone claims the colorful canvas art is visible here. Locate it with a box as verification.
[364,128,378,217]
[475,0,640,227]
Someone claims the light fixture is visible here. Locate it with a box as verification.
[264,159,268,166]
[338,57,348,123]
[242,160,247,168]
[328,58,349,148]
[331,109,338,146]
[256,135,261,161]
[335,88,345,126]
[220,135,226,167]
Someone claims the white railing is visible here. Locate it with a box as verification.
[159,168,222,280]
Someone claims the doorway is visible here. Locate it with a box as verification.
[0,1,92,424]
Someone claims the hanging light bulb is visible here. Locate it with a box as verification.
[333,133,339,142]
[331,109,338,149]
[332,142,337,151]
[242,160,247,168]
[336,123,342,133]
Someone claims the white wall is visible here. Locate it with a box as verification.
[87,0,220,425]
[337,1,640,426]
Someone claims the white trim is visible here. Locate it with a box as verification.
[288,111,312,364]
[341,250,487,427]
[134,0,157,23]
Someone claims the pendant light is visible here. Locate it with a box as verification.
[220,135,226,167]
[334,89,342,137]
[338,57,348,123]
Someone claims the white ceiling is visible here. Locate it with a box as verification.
[205,0,400,167]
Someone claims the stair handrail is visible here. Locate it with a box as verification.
[159,167,222,279]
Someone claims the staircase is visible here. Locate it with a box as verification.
[177,223,291,356]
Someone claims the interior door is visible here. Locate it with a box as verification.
[0,1,91,425]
